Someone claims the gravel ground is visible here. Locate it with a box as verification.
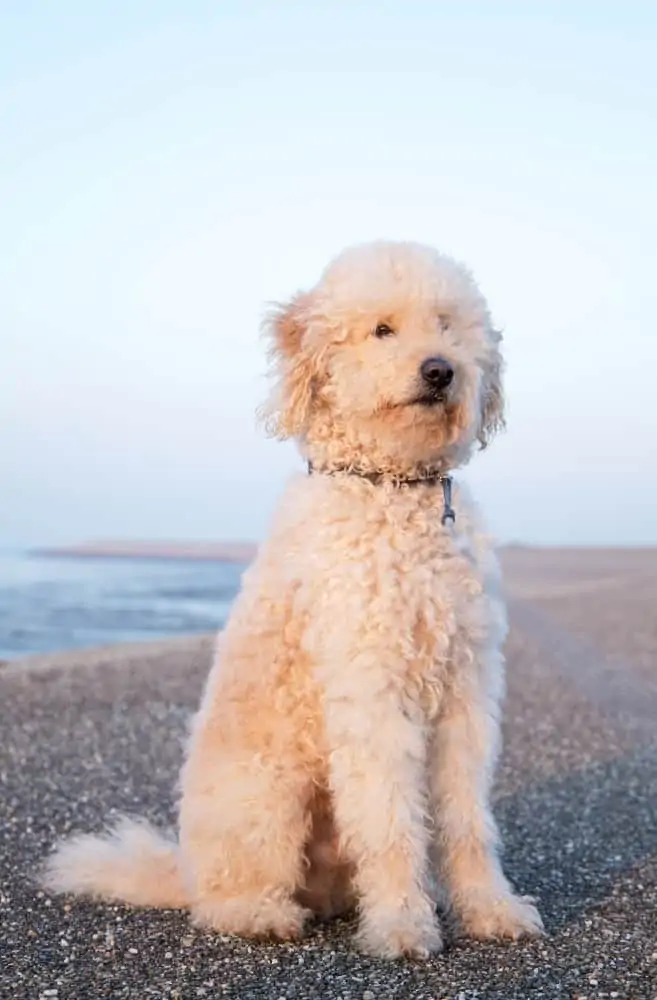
[1,548,657,1000]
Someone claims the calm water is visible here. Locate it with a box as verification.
[0,552,245,661]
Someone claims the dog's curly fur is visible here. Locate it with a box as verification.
[43,241,543,958]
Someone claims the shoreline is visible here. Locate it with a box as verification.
[1,632,214,676]
[30,541,258,562]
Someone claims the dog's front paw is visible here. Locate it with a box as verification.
[356,907,443,959]
[456,891,544,941]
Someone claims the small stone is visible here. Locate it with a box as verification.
[165,950,173,959]
[128,947,138,955]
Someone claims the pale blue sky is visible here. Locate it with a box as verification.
[2,1,656,546]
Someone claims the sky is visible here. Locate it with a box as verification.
[1,1,656,546]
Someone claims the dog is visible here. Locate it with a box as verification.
[43,240,544,958]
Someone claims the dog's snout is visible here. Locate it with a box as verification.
[420,357,454,390]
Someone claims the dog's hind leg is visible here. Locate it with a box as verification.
[428,644,544,940]
[179,717,314,939]
[177,579,317,941]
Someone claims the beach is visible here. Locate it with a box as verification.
[2,547,657,999]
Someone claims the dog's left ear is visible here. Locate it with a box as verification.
[478,329,506,448]
[260,292,322,439]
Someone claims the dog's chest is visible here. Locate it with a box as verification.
[382,487,483,598]
[378,497,491,716]
[291,477,497,718]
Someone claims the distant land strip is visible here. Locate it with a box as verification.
[32,541,258,562]
[31,541,654,564]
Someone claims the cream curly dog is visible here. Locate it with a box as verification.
[43,240,544,958]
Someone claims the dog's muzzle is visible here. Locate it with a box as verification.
[412,357,455,406]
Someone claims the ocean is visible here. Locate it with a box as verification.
[0,551,245,661]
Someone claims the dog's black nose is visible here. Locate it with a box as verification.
[420,357,454,390]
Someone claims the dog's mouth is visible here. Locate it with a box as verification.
[378,384,454,413]
[408,389,448,408]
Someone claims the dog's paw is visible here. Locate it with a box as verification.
[192,893,310,940]
[356,907,444,959]
[456,891,544,941]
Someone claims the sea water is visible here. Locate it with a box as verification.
[0,551,245,661]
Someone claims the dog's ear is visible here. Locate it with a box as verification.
[260,293,321,439]
[267,292,310,359]
[478,329,506,448]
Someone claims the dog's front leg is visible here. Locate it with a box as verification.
[315,626,443,958]
[428,652,544,940]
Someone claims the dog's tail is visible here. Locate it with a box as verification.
[41,816,189,909]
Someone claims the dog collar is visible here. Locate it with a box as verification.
[306,462,456,526]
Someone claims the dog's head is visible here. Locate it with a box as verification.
[262,241,505,473]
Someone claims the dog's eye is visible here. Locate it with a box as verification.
[438,314,451,332]
[374,323,395,338]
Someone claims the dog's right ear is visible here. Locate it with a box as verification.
[260,292,321,439]
[267,292,310,359]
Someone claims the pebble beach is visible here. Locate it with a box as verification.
[2,547,657,999]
